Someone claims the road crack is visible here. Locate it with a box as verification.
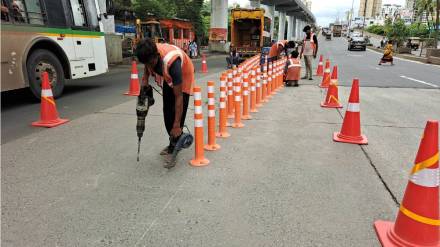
[336,108,400,206]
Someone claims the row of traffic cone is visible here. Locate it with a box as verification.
[190,55,287,166]
[316,55,439,246]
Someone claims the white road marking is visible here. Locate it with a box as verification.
[348,54,363,57]
[400,75,439,88]
[369,65,381,70]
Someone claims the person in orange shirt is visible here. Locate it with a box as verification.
[284,50,301,87]
[136,38,195,168]
[268,40,296,62]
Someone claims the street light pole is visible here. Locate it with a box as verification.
[349,0,355,32]
[436,0,439,48]
[362,0,368,35]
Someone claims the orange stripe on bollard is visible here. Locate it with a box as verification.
[204,81,221,151]
[216,76,231,138]
[190,86,210,166]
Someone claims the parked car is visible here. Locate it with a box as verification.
[348,36,367,51]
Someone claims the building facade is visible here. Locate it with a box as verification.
[358,0,382,18]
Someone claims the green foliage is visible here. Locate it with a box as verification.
[366,24,385,35]
[386,19,410,47]
[415,0,436,28]
[408,22,430,37]
[133,0,176,19]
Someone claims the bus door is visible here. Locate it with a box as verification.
[69,0,94,59]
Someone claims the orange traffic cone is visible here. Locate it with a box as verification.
[32,72,69,128]
[200,53,208,73]
[190,86,209,166]
[125,60,140,96]
[316,55,324,76]
[319,59,331,88]
[374,120,439,247]
[333,78,368,144]
[321,66,342,108]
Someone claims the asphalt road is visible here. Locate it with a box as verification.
[1,56,227,144]
[2,39,440,246]
[316,35,440,89]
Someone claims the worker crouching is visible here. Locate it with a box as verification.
[284,50,301,87]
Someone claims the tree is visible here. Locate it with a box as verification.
[133,0,176,19]
[386,19,410,47]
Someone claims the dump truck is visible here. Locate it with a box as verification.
[230,8,267,57]
[332,24,342,37]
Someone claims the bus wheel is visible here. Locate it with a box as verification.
[27,49,65,99]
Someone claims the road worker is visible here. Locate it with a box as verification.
[300,25,318,80]
[268,40,296,62]
[136,38,195,168]
[284,50,301,87]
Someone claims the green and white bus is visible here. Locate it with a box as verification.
[1,0,109,98]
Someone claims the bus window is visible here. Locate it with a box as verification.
[1,0,10,21]
[70,0,87,27]
[24,0,44,25]
[183,29,189,39]
[43,0,67,27]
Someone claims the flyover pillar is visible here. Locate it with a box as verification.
[286,16,293,40]
[291,15,297,40]
[277,12,286,40]
[209,0,228,52]
[268,5,275,40]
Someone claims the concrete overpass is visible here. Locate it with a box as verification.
[209,0,316,52]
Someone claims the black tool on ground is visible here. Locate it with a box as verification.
[136,85,155,162]
[164,126,193,169]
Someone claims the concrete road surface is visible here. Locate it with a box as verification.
[1,37,439,246]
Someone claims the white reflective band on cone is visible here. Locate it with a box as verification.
[257,76,260,80]
[330,79,337,84]
[131,74,138,79]
[220,80,226,87]
[251,86,256,91]
[220,91,226,98]
[243,82,248,87]
[202,61,206,64]
[325,69,330,73]
[410,168,440,187]
[220,102,226,108]
[318,62,323,65]
[257,83,261,87]
[228,74,233,78]
[347,103,360,112]
[208,110,215,117]
[194,93,201,100]
[208,98,215,105]
[41,89,53,97]
[234,86,240,92]
[195,106,203,114]
[235,96,241,101]
[228,82,232,87]
[263,80,267,85]
[195,119,203,127]
[228,90,233,95]
[251,78,256,83]
[208,86,214,93]
[244,91,249,96]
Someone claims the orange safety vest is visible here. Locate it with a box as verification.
[303,33,316,56]
[150,43,195,95]
[285,58,301,81]
[268,40,287,58]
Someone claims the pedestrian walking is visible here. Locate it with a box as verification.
[284,50,301,87]
[300,25,318,80]
[378,40,394,65]
[136,38,195,168]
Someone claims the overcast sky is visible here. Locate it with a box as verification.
[229,0,406,26]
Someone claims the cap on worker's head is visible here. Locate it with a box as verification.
[135,38,159,64]
[290,50,299,58]
[287,41,296,49]
[303,25,311,32]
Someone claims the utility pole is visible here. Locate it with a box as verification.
[436,0,439,48]
[362,0,368,36]
[349,0,355,32]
